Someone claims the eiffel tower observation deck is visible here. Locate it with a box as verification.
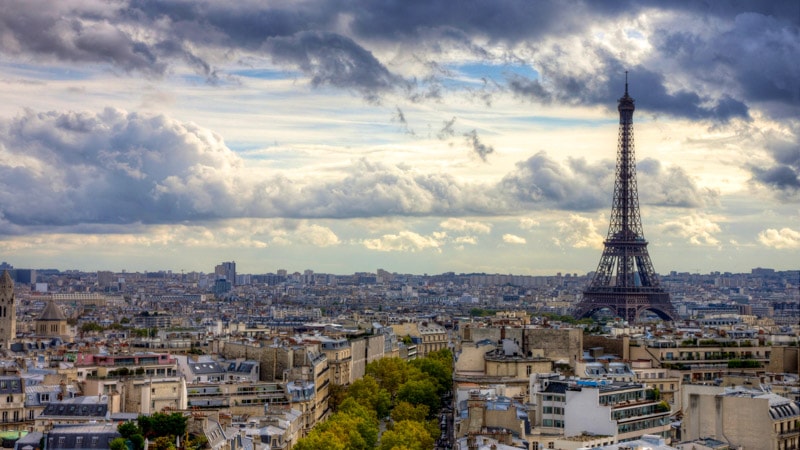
[573,75,678,323]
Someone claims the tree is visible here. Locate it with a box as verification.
[337,398,379,448]
[397,379,439,418]
[293,431,347,450]
[328,382,348,412]
[117,421,140,439]
[379,420,435,450]
[129,434,145,450]
[80,322,104,333]
[347,375,392,418]
[410,355,452,396]
[366,358,412,398]
[294,400,378,450]
[138,412,187,439]
[109,438,127,450]
[148,436,176,450]
[390,401,428,423]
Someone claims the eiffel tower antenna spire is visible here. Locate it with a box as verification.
[625,70,629,95]
[573,74,678,323]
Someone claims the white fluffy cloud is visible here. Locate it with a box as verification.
[519,217,540,230]
[758,228,800,249]
[658,214,722,246]
[502,234,527,244]
[553,214,604,249]
[439,218,492,234]
[362,231,443,252]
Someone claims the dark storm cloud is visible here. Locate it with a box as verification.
[437,117,457,140]
[266,31,403,100]
[392,107,414,135]
[650,11,800,112]
[500,152,613,211]
[1,0,796,111]
[507,74,551,103]
[0,1,165,75]
[749,128,800,195]
[520,56,751,122]
[637,158,717,207]
[464,129,495,162]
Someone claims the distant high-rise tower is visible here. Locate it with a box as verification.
[0,270,17,349]
[573,76,678,323]
[215,261,237,286]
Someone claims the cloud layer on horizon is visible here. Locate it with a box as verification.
[0,108,721,234]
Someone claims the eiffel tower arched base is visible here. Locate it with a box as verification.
[574,290,677,323]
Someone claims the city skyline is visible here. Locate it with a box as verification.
[0,1,798,275]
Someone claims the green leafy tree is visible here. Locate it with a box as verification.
[379,420,435,450]
[390,401,428,423]
[327,382,348,412]
[129,434,145,450]
[186,435,207,450]
[138,412,187,439]
[293,431,347,450]
[338,398,379,448]
[109,438,127,450]
[347,375,392,418]
[294,400,378,450]
[410,356,452,396]
[366,358,412,398]
[148,436,176,450]
[397,379,439,418]
[80,322,104,333]
[117,421,140,439]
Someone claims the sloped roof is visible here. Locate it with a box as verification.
[0,270,12,288]
[38,299,67,321]
[41,397,108,418]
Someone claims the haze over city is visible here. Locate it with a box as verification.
[0,1,798,275]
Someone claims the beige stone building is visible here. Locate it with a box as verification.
[316,337,351,385]
[391,321,448,358]
[0,375,24,430]
[682,384,800,450]
[187,381,289,416]
[629,338,770,383]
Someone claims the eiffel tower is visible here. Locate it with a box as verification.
[573,74,678,323]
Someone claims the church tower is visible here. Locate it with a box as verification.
[0,270,17,349]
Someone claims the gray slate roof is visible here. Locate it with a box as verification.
[39,299,67,321]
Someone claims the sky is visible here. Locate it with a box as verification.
[0,0,798,276]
